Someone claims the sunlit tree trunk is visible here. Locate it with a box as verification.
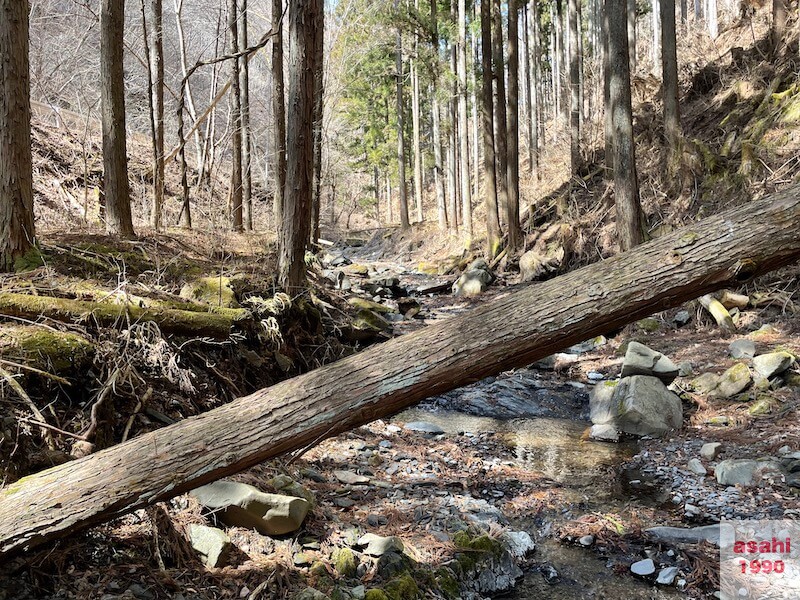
[457,0,472,239]
[568,0,581,176]
[492,0,509,229]
[100,0,135,237]
[481,0,500,257]
[239,0,254,230]
[651,0,661,71]
[394,3,410,230]
[0,0,36,270]
[310,0,324,244]
[272,0,287,233]
[411,0,423,223]
[772,0,786,53]
[150,0,165,229]
[278,0,322,290]
[228,0,244,232]
[627,0,637,73]
[174,0,203,170]
[661,0,681,158]
[603,0,613,177]
[431,0,447,230]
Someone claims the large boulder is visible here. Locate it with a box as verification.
[191,480,311,536]
[714,459,783,487]
[589,381,619,425]
[753,351,795,379]
[620,342,679,384]
[613,376,683,437]
[188,524,231,568]
[712,363,751,398]
[452,259,493,297]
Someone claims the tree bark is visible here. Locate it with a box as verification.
[5,187,800,557]
[394,7,411,230]
[430,0,448,230]
[568,0,581,176]
[149,0,165,230]
[272,0,287,234]
[506,0,522,252]
[481,0,501,258]
[627,0,636,73]
[603,0,613,177]
[239,0,254,230]
[0,0,36,271]
[651,0,661,72]
[492,0,509,231]
[608,0,643,249]
[661,0,681,158]
[229,0,244,233]
[411,7,423,224]
[278,0,322,290]
[772,0,786,54]
[310,0,324,244]
[457,0,473,239]
[100,0,135,238]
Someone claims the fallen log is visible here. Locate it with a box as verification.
[3,186,800,557]
[0,293,251,339]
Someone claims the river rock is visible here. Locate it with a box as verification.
[700,442,723,460]
[452,259,493,297]
[714,459,783,486]
[589,381,618,425]
[269,475,315,505]
[712,363,751,398]
[691,372,720,394]
[191,480,310,535]
[620,342,679,384]
[180,276,238,308]
[630,558,656,576]
[613,376,683,437]
[357,533,404,557]
[657,566,680,586]
[323,252,351,267]
[753,351,795,378]
[188,524,230,568]
[502,531,536,557]
[333,470,370,485]
[404,421,445,434]
[347,297,396,314]
[292,589,329,600]
[590,423,620,442]
[673,310,691,326]
[729,339,756,359]
[687,458,707,475]
[645,524,720,546]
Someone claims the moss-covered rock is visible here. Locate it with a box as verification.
[0,326,95,374]
[180,276,239,308]
[348,297,396,314]
[434,567,460,599]
[332,547,357,578]
[383,574,419,600]
[364,591,389,600]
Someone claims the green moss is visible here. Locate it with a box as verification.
[416,262,439,275]
[749,395,777,416]
[352,309,392,333]
[452,530,503,573]
[434,567,460,599]
[348,297,396,314]
[636,317,660,332]
[3,328,95,373]
[331,547,357,578]
[384,574,419,600]
[179,276,239,308]
[364,591,389,600]
[13,247,44,272]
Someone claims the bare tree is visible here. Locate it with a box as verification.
[506,0,522,251]
[430,0,448,229]
[228,0,244,232]
[772,0,786,54]
[394,1,410,230]
[568,0,581,176]
[661,0,681,158]
[0,0,36,270]
[411,0,423,223]
[492,0,508,227]
[457,0,472,239]
[239,0,253,230]
[100,0,135,237]
[278,0,323,289]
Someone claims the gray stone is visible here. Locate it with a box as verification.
[188,524,230,568]
[292,589,329,600]
[333,470,370,485]
[657,566,680,586]
[191,480,310,535]
[729,339,756,359]
[713,363,751,398]
[350,586,366,600]
[589,423,620,442]
[613,376,683,437]
[701,442,723,460]
[578,535,595,547]
[403,421,445,434]
[673,310,691,326]
[502,531,536,557]
[589,381,618,425]
[269,474,315,505]
[714,459,783,487]
[678,362,694,377]
[357,533,405,557]
[753,352,795,378]
[630,558,656,576]
[452,265,493,297]
[687,458,707,475]
[621,342,679,384]
[645,525,720,546]
[691,372,720,394]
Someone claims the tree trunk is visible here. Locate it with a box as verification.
[481,0,501,258]
[431,0,448,230]
[492,0,509,232]
[522,2,536,176]
[0,0,35,271]
[772,0,786,54]
[627,0,637,74]
[609,0,643,250]
[174,0,204,171]
[457,0,473,240]
[530,0,541,179]
[272,0,287,234]
[239,0,253,230]
[149,0,165,230]
[5,187,800,557]
[310,3,324,244]
[446,99,458,234]
[506,0,522,252]
[278,0,322,290]
[229,0,244,233]
[603,0,613,177]
[100,0,135,238]
[651,0,661,72]
[411,6,423,223]
[394,11,411,230]
[568,0,581,176]
[661,0,681,158]
[706,0,717,38]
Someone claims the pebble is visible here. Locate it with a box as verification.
[656,566,679,586]
[578,535,594,547]
[687,458,707,475]
[630,558,656,576]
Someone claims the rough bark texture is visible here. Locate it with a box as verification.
[660,0,681,157]
[100,0,135,238]
[0,0,35,271]
[310,0,324,244]
[4,188,800,556]
[278,0,322,289]
[431,0,448,230]
[228,0,244,233]
[394,12,410,230]
[151,0,165,230]
[481,0,501,258]
[608,0,643,249]
[239,0,253,230]
[771,0,786,54]
[602,0,613,176]
[457,0,473,239]
[506,0,522,252]
[492,0,509,229]
[568,0,581,176]
[0,292,251,338]
[272,0,287,233]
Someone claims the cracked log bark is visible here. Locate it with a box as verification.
[3,187,800,556]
